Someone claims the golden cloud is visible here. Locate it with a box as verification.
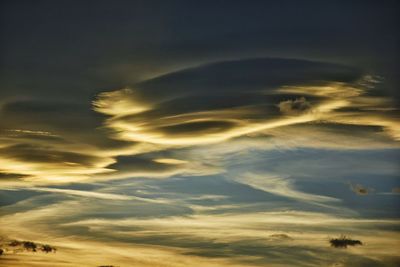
[0,58,398,185]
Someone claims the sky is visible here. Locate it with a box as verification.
[0,1,399,266]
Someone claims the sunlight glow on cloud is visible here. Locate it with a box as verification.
[1,195,399,267]
[0,58,398,186]
[93,88,152,116]
[1,2,399,266]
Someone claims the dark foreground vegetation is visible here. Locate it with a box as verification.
[0,239,56,256]
[329,235,363,248]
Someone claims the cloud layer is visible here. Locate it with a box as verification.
[0,57,398,185]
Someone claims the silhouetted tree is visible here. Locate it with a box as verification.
[329,235,362,248]
[41,244,56,253]
[9,240,22,247]
[23,241,37,252]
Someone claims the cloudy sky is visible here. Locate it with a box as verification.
[0,1,399,266]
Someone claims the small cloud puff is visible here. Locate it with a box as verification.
[278,97,312,114]
[349,183,373,196]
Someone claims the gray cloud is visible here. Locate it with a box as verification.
[278,97,312,114]
[349,183,373,196]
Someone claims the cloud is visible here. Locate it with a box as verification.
[349,183,373,196]
[236,173,340,204]
[3,187,151,201]
[0,57,398,186]
[258,123,400,150]
[392,187,400,194]
[95,59,340,144]
[278,97,312,114]
[268,233,293,240]
[2,196,398,267]
[1,171,400,267]
[0,2,399,266]
[0,172,28,181]
[153,158,188,165]
[93,88,151,116]
[0,143,115,183]
[94,58,399,150]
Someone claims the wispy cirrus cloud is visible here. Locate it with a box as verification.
[235,173,340,204]
[2,187,167,202]
[1,190,399,267]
